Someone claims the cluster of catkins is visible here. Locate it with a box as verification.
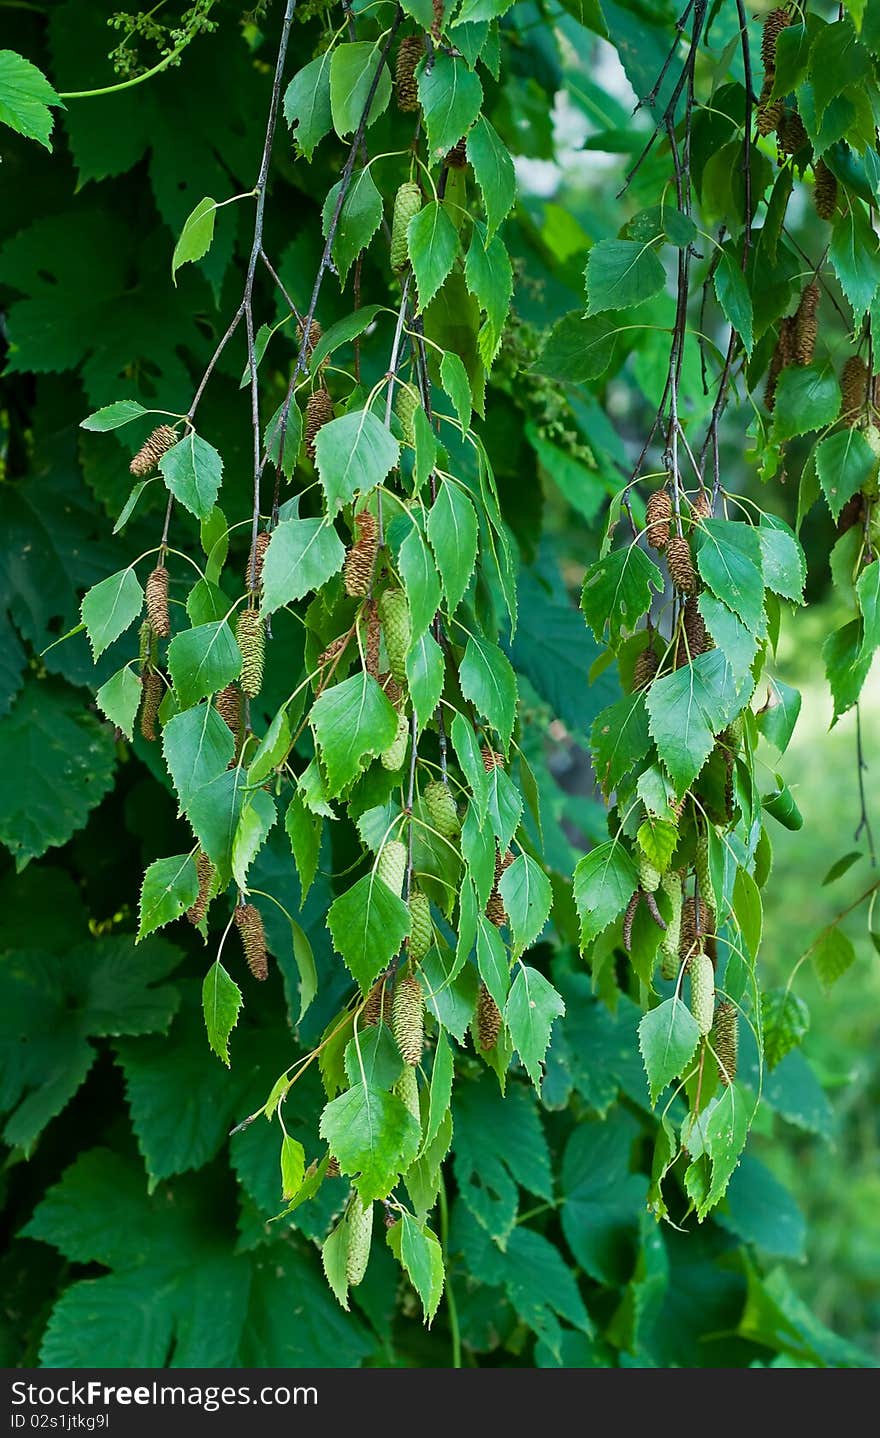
[835,356,880,554]
[756,8,837,218]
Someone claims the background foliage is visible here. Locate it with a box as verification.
[1,0,878,1368]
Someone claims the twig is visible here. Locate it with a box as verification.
[854,704,877,866]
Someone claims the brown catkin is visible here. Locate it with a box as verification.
[680,896,715,961]
[713,1000,739,1085]
[777,108,808,156]
[837,491,865,535]
[678,594,712,665]
[318,634,348,671]
[214,683,241,741]
[645,487,672,549]
[431,0,443,40]
[761,7,790,70]
[365,598,380,678]
[236,609,265,698]
[814,159,838,220]
[326,1154,341,1178]
[476,981,502,1051]
[297,317,322,361]
[840,356,869,425]
[481,746,505,772]
[757,92,784,137]
[130,424,177,477]
[139,670,163,742]
[247,530,271,591]
[363,976,392,1027]
[666,535,697,594]
[691,488,712,520]
[764,315,795,411]
[622,888,640,952]
[794,281,819,366]
[234,902,268,981]
[395,35,423,112]
[392,974,424,1065]
[186,850,214,926]
[343,510,379,597]
[145,565,170,638]
[632,644,659,691]
[305,387,334,461]
[379,672,404,709]
[487,848,514,927]
[446,138,468,168]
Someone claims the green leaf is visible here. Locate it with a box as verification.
[580,545,663,643]
[770,23,811,99]
[283,52,333,159]
[323,168,384,285]
[0,49,63,150]
[822,850,862,886]
[857,559,880,665]
[329,41,392,136]
[772,363,842,442]
[309,305,383,372]
[314,409,399,515]
[590,692,651,794]
[756,675,802,753]
[81,567,143,660]
[418,53,483,160]
[466,116,515,238]
[231,791,277,890]
[406,629,445,732]
[0,679,116,871]
[459,633,517,747]
[167,621,241,710]
[159,432,224,521]
[248,707,291,789]
[823,618,871,721]
[574,839,639,947]
[560,1112,647,1285]
[162,702,234,813]
[260,517,345,615]
[80,399,150,432]
[732,865,762,959]
[758,517,806,603]
[311,672,399,795]
[427,481,478,612]
[280,1134,306,1201]
[327,871,411,992]
[505,965,565,1090]
[814,427,877,521]
[830,199,880,321]
[638,998,702,1105]
[113,480,151,534]
[412,405,438,486]
[408,201,459,312]
[202,960,242,1066]
[392,1213,445,1323]
[696,519,765,633]
[498,855,552,955]
[533,311,617,383]
[714,252,753,353]
[440,351,472,429]
[585,239,665,314]
[812,927,857,989]
[699,593,759,682]
[762,987,810,1069]
[96,665,142,741]
[285,791,321,902]
[171,196,217,281]
[264,398,302,478]
[636,816,678,872]
[695,1083,751,1217]
[464,223,513,356]
[646,650,748,795]
[321,1218,350,1311]
[137,854,199,940]
[319,1081,421,1201]
[399,521,441,642]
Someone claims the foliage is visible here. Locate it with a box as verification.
[0,0,878,1369]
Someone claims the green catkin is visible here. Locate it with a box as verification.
[138,620,155,672]
[393,1063,420,1120]
[378,587,411,686]
[390,181,422,272]
[689,950,715,1036]
[408,888,433,962]
[659,870,683,980]
[423,779,460,838]
[392,973,424,1065]
[236,609,265,698]
[381,710,409,771]
[377,838,408,897]
[345,1193,373,1287]
[696,832,712,907]
[395,385,419,445]
[713,1001,739,1085]
[638,853,661,893]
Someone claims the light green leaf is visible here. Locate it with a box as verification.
[314,409,399,514]
[696,519,765,633]
[280,1134,306,1200]
[96,666,142,741]
[758,517,806,603]
[814,427,877,521]
[581,544,664,643]
[0,49,63,150]
[264,398,302,478]
[466,115,515,237]
[261,517,345,615]
[585,238,665,314]
[399,521,441,643]
[857,560,880,665]
[460,632,517,747]
[440,351,472,429]
[762,987,810,1069]
[80,400,150,432]
[830,199,880,320]
[464,224,513,357]
[283,52,333,159]
[699,593,759,682]
[329,41,392,136]
[113,481,151,534]
[638,998,702,1105]
[756,675,801,753]
[81,567,143,660]
[171,196,217,282]
[590,692,651,795]
[574,839,638,947]
[533,311,617,383]
[231,791,276,890]
[137,854,199,941]
[418,52,483,159]
[285,792,322,901]
[408,201,460,312]
[406,629,445,732]
[732,865,762,959]
[772,364,842,442]
[392,1213,445,1323]
[812,927,857,989]
[162,702,233,814]
[714,252,753,353]
[311,672,399,795]
[427,481,478,612]
[248,706,292,787]
[327,870,411,992]
[505,965,565,1090]
[309,305,384,372]
[319,1081,421,1201]
[498,855,552,955]
[159,432,224,521]
[167,622,241,710]
[202,960,242,1066]
[646,649,748,795]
